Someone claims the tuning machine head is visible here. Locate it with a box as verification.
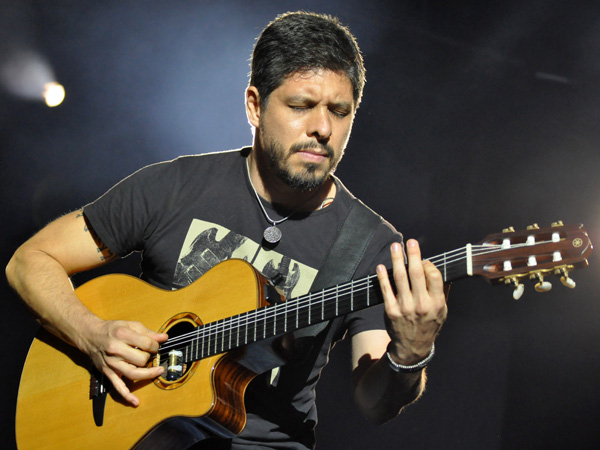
[530,272,552,293]
[554,266,576,289]
[505,276,525,300]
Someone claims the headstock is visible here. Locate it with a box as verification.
[471,221,593,299]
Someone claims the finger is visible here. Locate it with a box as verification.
[124,322,169,352]
[106,360,165,407]
[423,260,445,301]
[116,361,165,381]
[376,264,394,301]
[389,242,412,302]
[104,331,157,368]
[405,239,428,298]
[103,368,140,407]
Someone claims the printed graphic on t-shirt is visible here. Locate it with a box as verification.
[173,219,317,299]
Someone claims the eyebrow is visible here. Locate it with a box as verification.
[286,95,353,110]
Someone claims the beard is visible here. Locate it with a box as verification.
[260,127,343,192]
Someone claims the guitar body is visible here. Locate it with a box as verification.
[16,259,269,450]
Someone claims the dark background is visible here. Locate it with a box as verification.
[2,1,599,449]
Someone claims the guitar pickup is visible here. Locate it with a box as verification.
[90,368,109,427]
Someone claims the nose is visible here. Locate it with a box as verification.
[308,107,332,142]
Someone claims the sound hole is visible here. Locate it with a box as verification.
[154,313,202,388]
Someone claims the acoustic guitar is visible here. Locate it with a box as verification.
[15,222,592,449]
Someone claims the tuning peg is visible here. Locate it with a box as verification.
[513,283,525,300]
[505,276,525,300]
[555,267,576,289]
[527,224,540,230]
[531,272,552,293]
[551,221,564,227]
[561,276,576,289]
[503,226,515,233]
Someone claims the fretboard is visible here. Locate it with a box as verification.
[159,246,472,364]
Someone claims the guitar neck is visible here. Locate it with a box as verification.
[160,246,471,364]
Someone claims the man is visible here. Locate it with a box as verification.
[6,11,447,449]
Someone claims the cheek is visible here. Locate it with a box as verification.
[335,122,353,148]
[266,114,304,143]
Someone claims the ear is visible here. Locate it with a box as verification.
[246,86,261,128]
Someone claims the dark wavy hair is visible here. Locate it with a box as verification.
[249,11,366,107]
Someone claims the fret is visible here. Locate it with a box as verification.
[189,333,195,361]
[213,322,218,355]
[443,251,447,282]
[228,317,233,350]
[350,281,354,311]
[308,292,312,325]
[219,319,225,353]
[220,320,225,353]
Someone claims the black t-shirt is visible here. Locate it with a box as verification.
[84,148,402,449]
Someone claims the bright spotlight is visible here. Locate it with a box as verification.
[43,82,65,107]
[1,49,65,107]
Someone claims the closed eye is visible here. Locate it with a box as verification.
[330,108,350,118]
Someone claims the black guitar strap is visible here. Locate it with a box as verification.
[295,197,383,340]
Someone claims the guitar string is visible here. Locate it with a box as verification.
[158,239,557,355]
[158,240,545,354]
[158,239,555,355]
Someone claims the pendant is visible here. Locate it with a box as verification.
[263,225,283,244]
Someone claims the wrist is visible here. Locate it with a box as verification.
[386,342,435,373]
[71,312,105,352]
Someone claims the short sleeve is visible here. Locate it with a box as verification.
[83,160,176,257]
[342,220,403,337]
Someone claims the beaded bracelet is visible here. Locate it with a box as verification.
[386,343,435,373]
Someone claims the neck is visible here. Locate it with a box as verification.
[247,151,336,212]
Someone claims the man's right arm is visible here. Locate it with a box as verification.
[5,210,167,406]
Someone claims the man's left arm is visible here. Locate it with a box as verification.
[351,239,447,424]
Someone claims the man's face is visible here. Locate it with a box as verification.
[254,69,356,191]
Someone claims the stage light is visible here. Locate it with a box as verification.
[0,49,64,107]
[43,81,65,107]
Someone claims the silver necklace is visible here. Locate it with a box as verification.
[246,158,313,244]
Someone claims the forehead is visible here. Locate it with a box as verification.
[275,69,353,102]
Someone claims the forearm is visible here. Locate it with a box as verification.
[7,211,166,406]
[353,354,425,424]
[6,245,101,349]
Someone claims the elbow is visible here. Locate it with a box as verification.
[354,393,413,425]
[354,398,405,425]
[6,244,42,292]
[353,371,426,425]
[6,248,21,290]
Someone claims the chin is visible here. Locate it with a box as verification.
[281,166,330,191]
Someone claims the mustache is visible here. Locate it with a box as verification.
[290,141,334,158]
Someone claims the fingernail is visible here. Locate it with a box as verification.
[392,242,401,252]
[407,239,417,248]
